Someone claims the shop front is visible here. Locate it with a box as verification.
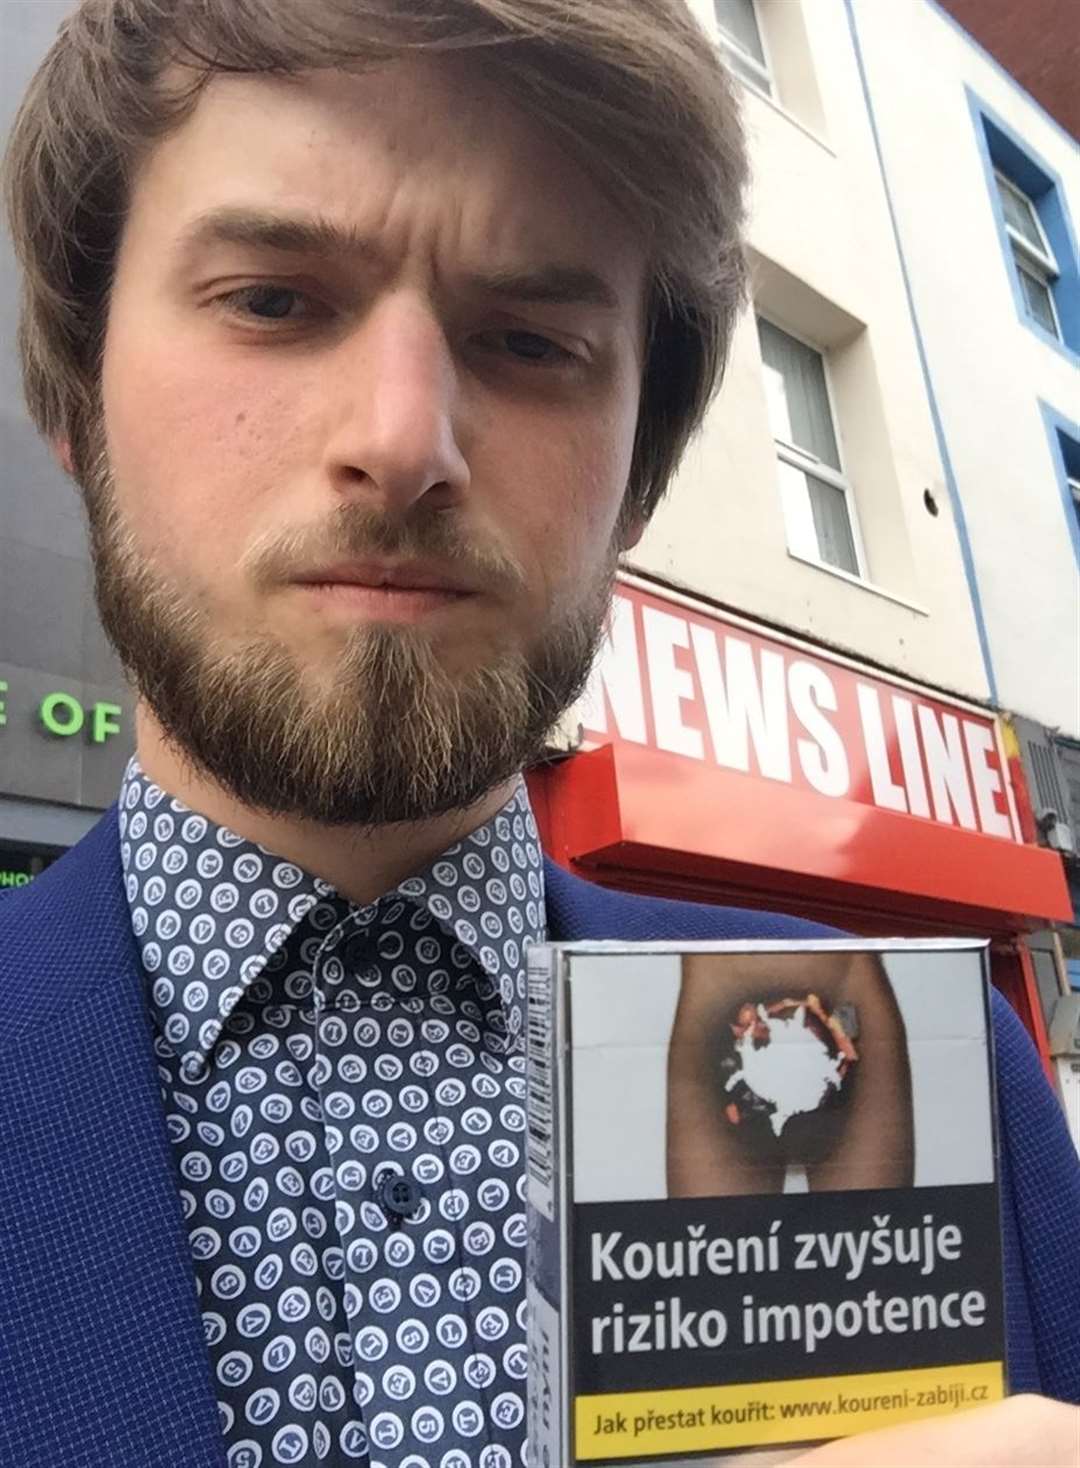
[528,576,1071,1064]
[0,841,61,890]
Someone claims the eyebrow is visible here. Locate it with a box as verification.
[461,265,621,311]
[175,206,623,311]
[176,207,378,263]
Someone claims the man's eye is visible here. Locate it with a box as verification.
[499,331,575,365]
[220,286,315,321]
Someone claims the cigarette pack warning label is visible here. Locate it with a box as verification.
[525,940,1004,1464]
[575,1360,1003,1458]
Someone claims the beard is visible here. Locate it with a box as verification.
[81,444,617,827]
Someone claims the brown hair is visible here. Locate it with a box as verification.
[3,0,747,518]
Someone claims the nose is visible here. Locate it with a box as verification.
[323,291,470,515]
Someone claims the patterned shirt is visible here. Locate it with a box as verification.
[119,759,545,1468]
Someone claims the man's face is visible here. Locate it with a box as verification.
[95,57,648,824]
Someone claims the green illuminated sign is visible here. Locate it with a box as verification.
[39,690,84,737]
[38,692,122,743]
[0,847,58,886]
[0,679,126,743]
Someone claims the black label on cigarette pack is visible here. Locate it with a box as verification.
[572,1184,1002,1396]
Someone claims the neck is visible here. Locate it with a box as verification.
[134,707,519,907]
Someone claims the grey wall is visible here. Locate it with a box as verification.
[0,1,134,816]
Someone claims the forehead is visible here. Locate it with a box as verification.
[129,57,648,309]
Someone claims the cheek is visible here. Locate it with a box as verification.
[100,329,300,567]
[512,411,634,596]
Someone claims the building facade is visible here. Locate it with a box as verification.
[639,0,994,703]
[847,0,1080,1034]
[852,0,1077,733]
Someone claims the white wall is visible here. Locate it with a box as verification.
[840,0,1079,735]
[625,0,993,703]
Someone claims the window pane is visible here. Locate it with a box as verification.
[715,0,766,64]
[722,43,772,95]
[775,458,820,562]
[758,319,841,469]
[775,460,860,575]
[1067,476,1080,538]
[807,474,860,575]
[995,174,1044,252]
[1017,260,1059,336]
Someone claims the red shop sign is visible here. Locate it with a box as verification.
[540,578,1070,926]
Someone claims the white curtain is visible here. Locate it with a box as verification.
[757,318,841,470]
[807,474,859,575]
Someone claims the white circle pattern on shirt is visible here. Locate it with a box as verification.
[120,762,542,1468]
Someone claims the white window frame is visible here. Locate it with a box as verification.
[757,315,868,582]
[715,0,774,99]
[994,170,1062,340]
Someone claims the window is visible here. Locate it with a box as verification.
[969,90,1080,360]
[993,171,1062,339]
[757,317,862,578]
[1040,401,1080,569]
[715,0,773,97]
[1055,425,1080,541]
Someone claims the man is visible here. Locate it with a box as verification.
[1,3,1077,1466]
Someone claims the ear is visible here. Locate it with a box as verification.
[52,437,75,476]
[616,509,647,554]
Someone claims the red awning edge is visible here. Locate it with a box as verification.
[530,744,1072,933]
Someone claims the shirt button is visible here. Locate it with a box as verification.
[342,933,375,972]
[374,1171,424,1221]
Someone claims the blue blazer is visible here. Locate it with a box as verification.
[2,811,1078,1468]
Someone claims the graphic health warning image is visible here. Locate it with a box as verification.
[525,940,1003,1466]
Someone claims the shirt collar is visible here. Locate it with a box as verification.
[119,758,545,1076]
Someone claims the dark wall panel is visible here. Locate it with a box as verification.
[1,3,133,819]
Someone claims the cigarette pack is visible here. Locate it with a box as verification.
[524,939,1005,1466]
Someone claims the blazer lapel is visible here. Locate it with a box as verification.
[1,811,225,1468]
[543,856,637,941]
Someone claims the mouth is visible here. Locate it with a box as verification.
[290,561,478,622]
